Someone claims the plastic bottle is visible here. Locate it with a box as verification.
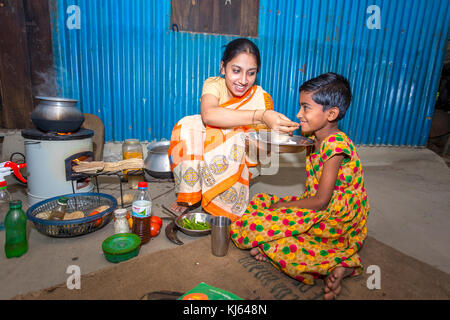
[114,208,130,234]
[5,200,28,258]
[0,181,12,231]
[49,196,69,220]
[131,181,152,244]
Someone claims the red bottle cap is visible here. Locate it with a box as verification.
[138,181,148,188]
[0,181,6,188]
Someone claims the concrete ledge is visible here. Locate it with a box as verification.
[1,128,446,170]
[279,146,447,168]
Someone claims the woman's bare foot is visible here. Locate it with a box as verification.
[250,247,267,262]
[323,266,354,300]
[170,201,189,215]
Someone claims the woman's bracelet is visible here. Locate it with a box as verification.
[261,109,269,126]
[252,109,257,125]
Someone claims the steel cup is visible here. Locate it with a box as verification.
[210,216,232,257]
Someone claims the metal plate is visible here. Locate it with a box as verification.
[175,212,212,237]
[248,131,313,153]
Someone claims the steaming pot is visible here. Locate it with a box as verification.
[31,96,84,133]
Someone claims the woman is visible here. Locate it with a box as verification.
[168,38,299,221]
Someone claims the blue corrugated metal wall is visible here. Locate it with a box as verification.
[50,0,450,145]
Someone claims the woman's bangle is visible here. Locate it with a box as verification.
[252,109,257,125]
[261,109,269,126]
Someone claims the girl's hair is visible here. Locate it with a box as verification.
[221,38,261,72]
[299,72,352,120]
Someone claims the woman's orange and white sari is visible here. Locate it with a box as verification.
[168,84,273,221]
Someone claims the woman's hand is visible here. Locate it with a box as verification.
[262,110,300,134]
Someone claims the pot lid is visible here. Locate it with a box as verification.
[35,96,78,103]
[102,233,141,255]
[147,141,170,153]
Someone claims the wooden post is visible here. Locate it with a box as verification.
[0,0,34,128]
[0,0,54,129]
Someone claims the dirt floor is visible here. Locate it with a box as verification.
[0,146,449,300]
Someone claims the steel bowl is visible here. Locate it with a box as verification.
[248,131,313,153]
[175,212,212,237]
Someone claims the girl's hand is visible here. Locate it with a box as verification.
[263,110,300,134]
[269,201,286,210]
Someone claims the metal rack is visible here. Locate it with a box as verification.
[70,169,174,208]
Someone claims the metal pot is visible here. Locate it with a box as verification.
[31,96,84,133]
[144,141,173,179]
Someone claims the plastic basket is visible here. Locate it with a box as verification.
[27,193,117,238]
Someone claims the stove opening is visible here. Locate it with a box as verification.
[65,151,94,190]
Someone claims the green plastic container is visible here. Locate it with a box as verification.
[5,200,28,258]
[102,233,141,263]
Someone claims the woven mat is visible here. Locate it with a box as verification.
[14,236,450,300]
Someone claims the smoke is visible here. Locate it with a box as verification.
[33,68,57,97]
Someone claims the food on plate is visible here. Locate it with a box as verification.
[35,211,52,220]
[182,217,210,230]
[94,205,109,213]
[63,211,85,220]
[283,139,297,145]
[116,193,134,205]
[271,131,292,143]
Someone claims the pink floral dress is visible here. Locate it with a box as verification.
[230,132,370,285]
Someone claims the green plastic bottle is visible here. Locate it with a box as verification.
[5,200,28,258]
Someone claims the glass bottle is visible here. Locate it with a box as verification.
[131,181,152,244]
[0,180,12,231]
[49,196,68,221]
[114,208,130,234]
[122,139,144,189]
[5,200,28,258]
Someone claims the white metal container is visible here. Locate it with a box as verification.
[24,130,94,206]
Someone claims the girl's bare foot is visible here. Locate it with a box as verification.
[170,201,189,215]
[323,266,354,300]
[250,247,267,262]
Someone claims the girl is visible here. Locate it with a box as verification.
[168,38,299,220]
[231,72,370,300]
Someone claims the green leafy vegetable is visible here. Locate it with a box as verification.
[182,217,210,230]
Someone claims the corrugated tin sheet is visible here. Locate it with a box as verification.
[50,0,450,145]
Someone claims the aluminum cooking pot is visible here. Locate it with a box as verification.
[144,141,173,179]
[31,96,84,133]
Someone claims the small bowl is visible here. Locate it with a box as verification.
[175,212,212,237]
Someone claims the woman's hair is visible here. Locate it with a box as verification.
[221,38,261,72]
[299,72,352,120]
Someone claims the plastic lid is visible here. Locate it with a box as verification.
[138,181,148,189]
[102,233,141,255]
[124,139,140,144]
[58,196,68,204]
[114,208,127,217]
[0,181,6,188]
[9,200,22,209]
